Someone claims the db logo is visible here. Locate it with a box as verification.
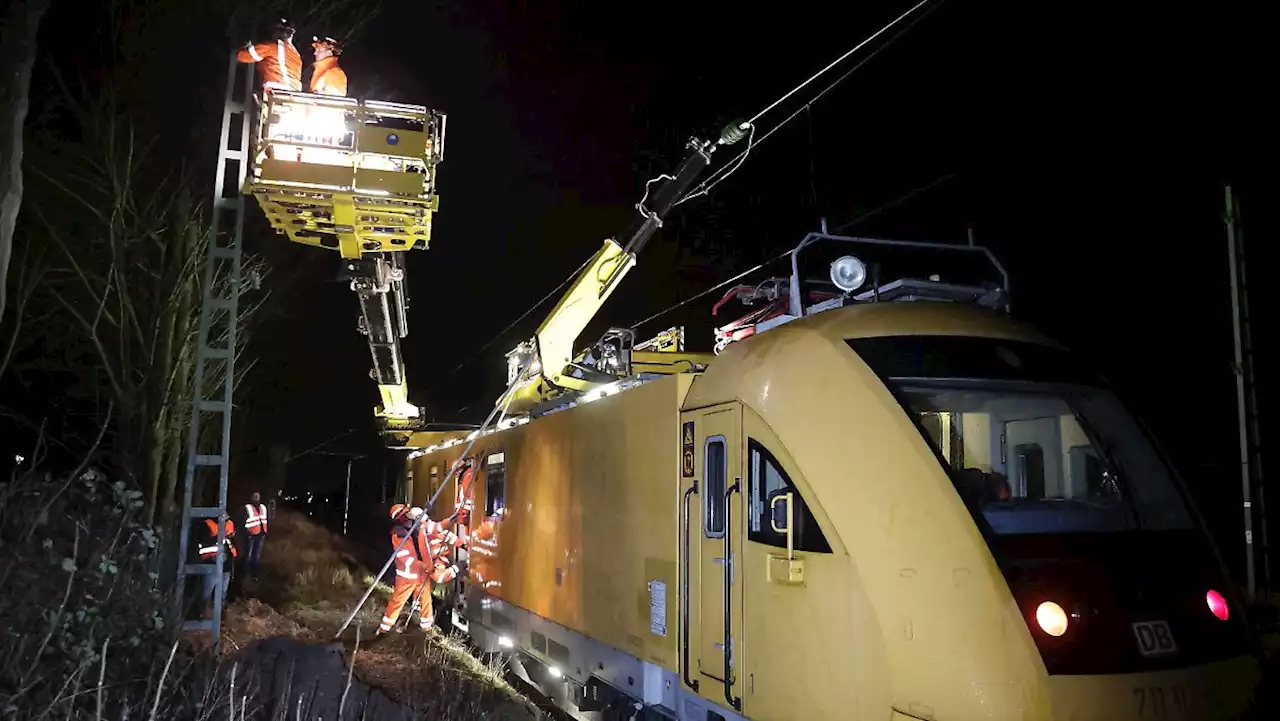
[1131,620,1178,658]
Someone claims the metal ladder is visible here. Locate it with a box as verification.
[174,51,254,643]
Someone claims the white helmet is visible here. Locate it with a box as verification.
[408,506,424,518]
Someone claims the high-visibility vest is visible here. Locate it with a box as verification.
[236,39,303,91]
[309,57,348,97]
[244,503,269,535]
[199,519,238,560]
[390,521,427,582]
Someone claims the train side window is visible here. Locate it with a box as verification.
[747,440,832,553]
[484,452,507,518]
[704,437,726,538]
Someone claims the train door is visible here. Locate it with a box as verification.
[681,402,745,713]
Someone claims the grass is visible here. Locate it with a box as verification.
[0,456,535,720]
[218,509,537,720]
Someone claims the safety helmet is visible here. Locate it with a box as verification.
[312,36,343,56]
[273,18,296,40]
[408,506,424,518]
[389,503,407,520]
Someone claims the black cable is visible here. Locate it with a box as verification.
[445,254,596,379]
[680,0,946,204]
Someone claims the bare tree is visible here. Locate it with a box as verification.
[23,78,271,528]
[0,0,50,327]
[7,0,382,527]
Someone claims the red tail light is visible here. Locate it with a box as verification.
[1035,601,1069,637]
[1206,589,1229,621]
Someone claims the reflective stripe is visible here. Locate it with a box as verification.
[396,569,418,579]
[396,549,411,557]
[246,43,262,61]
[276,40,286,86]
[198,545,218,554]
[245,504,267,533]
[382,616,395,624]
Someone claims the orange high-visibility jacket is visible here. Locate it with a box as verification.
[390,519,428,582]
[310,57,348,97]
[237,39,302,91]
[199,519,239,560]
[244,503,268,535]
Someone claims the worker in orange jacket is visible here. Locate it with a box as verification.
[237,18,302,92]
[377,504,435,635]
[309,36,348,97]
[198,515,238,612]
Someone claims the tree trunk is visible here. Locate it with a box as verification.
[0,0,49,325]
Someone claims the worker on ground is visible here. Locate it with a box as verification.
[237,18,302,93]
[242,492,269,580]
[309,36,348,97]
[376,504,434,636]
[198,514,238,615]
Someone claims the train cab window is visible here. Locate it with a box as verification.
[484,452,507,518]
[747,440,831,553]
[704,437,726,538]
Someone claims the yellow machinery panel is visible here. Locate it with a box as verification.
[244,90,445,260]
[412,374,695,671]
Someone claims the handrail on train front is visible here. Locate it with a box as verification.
[786,231,1012,317]
[680,481,700,692]
[723,480,742,712]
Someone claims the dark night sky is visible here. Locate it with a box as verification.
[10,2,1276,575]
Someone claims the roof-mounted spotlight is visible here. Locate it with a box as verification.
[830,255,868,293]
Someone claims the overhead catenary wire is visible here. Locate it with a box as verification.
[680,0,945,205]
[630,171,959,333]
[450,0,944,385]
[745,0,934,128]
[830,172,957,234]
[446,254,597,379]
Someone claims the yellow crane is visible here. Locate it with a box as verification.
[243,89,445,442]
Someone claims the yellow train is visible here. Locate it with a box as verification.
[403,232,1260,720]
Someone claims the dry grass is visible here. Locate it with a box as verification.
[220,510,536,720]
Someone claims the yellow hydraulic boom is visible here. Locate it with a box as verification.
[244,90,446,441]
[504,129,745,414]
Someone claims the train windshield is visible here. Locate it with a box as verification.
[848,336,1193,535]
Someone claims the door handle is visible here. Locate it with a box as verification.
[722,479,742,712]
[680,480,699,693]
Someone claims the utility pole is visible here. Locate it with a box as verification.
[1225,185,1267,601]
[315,451,365,536]
[344,458,354,536]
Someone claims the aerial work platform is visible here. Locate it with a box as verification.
[244,90,446,259]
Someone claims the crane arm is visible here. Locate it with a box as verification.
[345,252,421,437]
[504,135,723,411]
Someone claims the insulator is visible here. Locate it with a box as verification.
[719,120,750,146]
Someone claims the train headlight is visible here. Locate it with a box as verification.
[1035,601,1069,637]
[1206,589,1229,621]
[830,255,868,293]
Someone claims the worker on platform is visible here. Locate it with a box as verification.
[309,36,348,97]
[237,18,302,92]
[198,514,239,614]
[241,492,269,580]
[377,504,435,636]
